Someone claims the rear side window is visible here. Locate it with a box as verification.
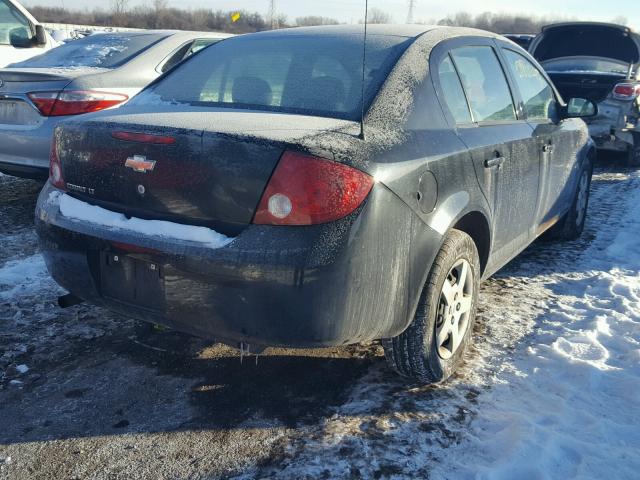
[133,34,414,121]
[437,55,472,124]
[451,46,516,123]
[503,50,557,121]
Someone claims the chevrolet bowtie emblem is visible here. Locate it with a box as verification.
[125,155,156,173]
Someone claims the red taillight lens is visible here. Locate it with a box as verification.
[28,90,128,117]
[49,136,65,190]
[253,151,374,226]
[28,92,59,116]
[613,83,640,100]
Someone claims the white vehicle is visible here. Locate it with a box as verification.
[0,0,56,67]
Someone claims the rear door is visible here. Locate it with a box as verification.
[439,40,540,263]
[499,46,580,232]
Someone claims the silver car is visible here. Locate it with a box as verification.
[530,22,640,166]
[0,30,230,178]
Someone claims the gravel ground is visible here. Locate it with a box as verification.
[0,158,638,479]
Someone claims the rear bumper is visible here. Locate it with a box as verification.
[35,182,442,348]
[0,118,54,178]
[586,100,638,152]
[0,160,48,179]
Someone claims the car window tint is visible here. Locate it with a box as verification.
[0,0,31,46]
[133,34,414,121]
[503,49,557,121]
[438,55,472,124]
[161,42,193,73]
[189,38,221,55]
[451,46,516,123]
[200,51,293,106]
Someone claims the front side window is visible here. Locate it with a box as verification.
[504,50,557,121]
[451,46,517,123]
[132,33,414,121]
[437,55,472,124]
[0,0,32,47]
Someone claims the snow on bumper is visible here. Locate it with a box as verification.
[41,189,234,254]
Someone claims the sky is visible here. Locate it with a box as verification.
[22,0,640,30]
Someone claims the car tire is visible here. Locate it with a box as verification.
[627,132,640,167]
[383,229,480,384]
[547,158,593,241]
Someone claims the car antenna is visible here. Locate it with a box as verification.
[358,0,369,141]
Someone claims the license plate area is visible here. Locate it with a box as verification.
[100,252,165,311]
[0,99,40,126]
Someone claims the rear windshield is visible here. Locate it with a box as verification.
[131,33,414,121]
[11,33,168,68]
[533,26,640,65]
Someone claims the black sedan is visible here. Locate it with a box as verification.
[35,25,596,384]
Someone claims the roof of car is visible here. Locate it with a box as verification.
[226,24,511,43]
[86,30,232,39]
[241,24,439,39]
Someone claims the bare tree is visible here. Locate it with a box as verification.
[296,16,339,27]
[110,0,129,16]
[367,7,392,24]
[154,0,168,12]
[612,16,628,26]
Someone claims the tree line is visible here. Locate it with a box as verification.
[29,5,629,35]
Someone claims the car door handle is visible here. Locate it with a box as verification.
[542,144,554,153]
[484,156,505,169]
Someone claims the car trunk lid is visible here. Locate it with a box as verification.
[57,107,356,236]
[531,24,640,65]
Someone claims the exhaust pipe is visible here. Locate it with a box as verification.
[58,293,83,308]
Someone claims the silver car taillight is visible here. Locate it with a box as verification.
[612,83,640,101]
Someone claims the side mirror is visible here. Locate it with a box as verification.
[566,98,598,118]
[8,26,32,48]
[34,24,48,47]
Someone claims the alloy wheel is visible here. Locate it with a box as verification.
[575,170,589,227]
[436,259,474,360]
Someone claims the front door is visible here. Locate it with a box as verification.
[448,44,541,264]
[499,47,581,233]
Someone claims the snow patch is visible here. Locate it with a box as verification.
[15,364,29,374]
[0,254,51,301]
[51,192,234,249]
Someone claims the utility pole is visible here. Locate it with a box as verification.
[407,0,416,24]
[268,0,277,29]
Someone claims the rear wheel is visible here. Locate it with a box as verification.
[626,132,640,167]
[547,159,593,241]
[383,230,480,384]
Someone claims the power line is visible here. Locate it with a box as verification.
[407,0,416,24]
[268,0,277,29]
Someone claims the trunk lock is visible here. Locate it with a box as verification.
[137,184,146,196]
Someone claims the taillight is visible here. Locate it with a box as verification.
[253,151,374,226]
[49,135,65,190]
[28,90,128,116]
[28,92,59,116]
[613,83,640,100]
